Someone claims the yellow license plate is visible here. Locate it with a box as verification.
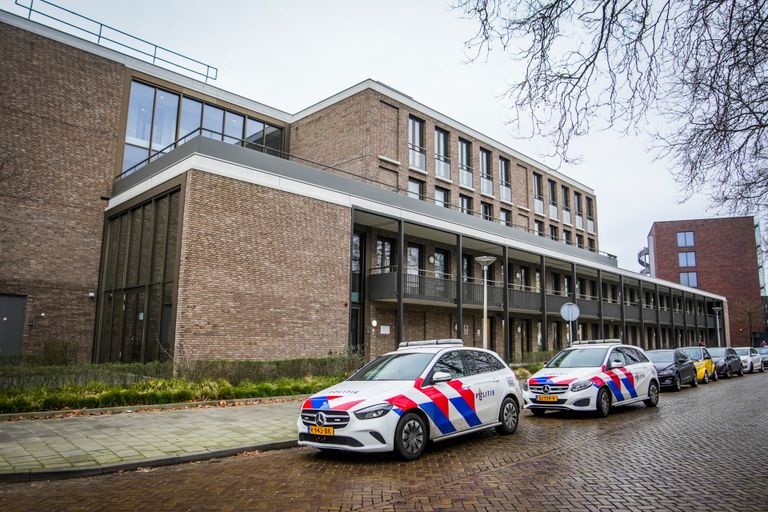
[309,425,334,436]
[536,395,558,402]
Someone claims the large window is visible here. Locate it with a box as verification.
[677,231,695,247]
[460,194,473,215]
[435,186,450,208]
[480,149,493,195]
[459,139,473,188]
[481,202,492,221]
[96,190,181,363]
[499,208,511,226]
[678,252,696,267]
[499,157,512,202]
[122,80,284,174]
[680,272,698,287]
[408,178,425,200]
[408,116,426,170]
[376,238,395,273]
[434,128,450,179]
[533,173,544,214]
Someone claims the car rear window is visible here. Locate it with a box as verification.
[647,351,674,363]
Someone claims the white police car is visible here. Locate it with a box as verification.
[523,340,659,417]
[297,339,523,460]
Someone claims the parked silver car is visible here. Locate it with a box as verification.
[734,347,764,373]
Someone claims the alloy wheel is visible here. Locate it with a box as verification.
[401,419,424,455]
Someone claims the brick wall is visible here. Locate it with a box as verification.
[290,88,599,251]
[0,21,124,361]
[650,217,762,345]
[174,170,351,361]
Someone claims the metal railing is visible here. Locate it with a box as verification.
[500,182,512,202]
[533,194,544,215]
[408,143,426,170]
[548,200,559,220]
[14,0,218,83]
[434,155,451,180]
[459,163,473,188]
[575,213,584,230]
[562,206,572,226]
[481,173,493,196]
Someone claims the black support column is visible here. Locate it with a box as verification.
[540,255,548,350]
[639,281,645,349]
[396,219,405,348]
[456,234,463,341]
[503,246,510,361]
[682,291,688,346]
[597,269,604,339]
[655,284,662,349]
[619,275,626,341]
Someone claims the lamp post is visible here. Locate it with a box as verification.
[476,255,496,350]
[713,306,722,347]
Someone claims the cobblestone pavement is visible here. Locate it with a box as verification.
[1,372,767,511]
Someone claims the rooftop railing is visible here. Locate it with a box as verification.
[12,0,219,83]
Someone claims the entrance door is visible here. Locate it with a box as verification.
[406,244,422,296]
[349,305,363,356]
[122,290,145,362]
[0,294,26,359]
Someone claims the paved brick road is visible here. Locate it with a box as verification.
[1,372,767,511]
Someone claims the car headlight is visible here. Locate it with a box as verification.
[354,403,393,420]
[571,380,593,393]
[715,360,725,368]
[522,380,529,391]
[658,367,675,376]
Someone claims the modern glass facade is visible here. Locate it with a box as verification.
[122,80,284,174]
[95,189,180,363]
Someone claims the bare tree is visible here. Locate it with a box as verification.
[456,0,768,216]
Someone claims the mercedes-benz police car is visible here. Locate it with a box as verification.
[297,339,523,460]
[523,340,659,417]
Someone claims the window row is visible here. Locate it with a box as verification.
[122,80,284,174]
[532,173,595,232]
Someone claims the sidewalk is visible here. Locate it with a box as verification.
[0,399,301,482]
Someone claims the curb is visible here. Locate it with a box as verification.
[0,439,299,483]
[0,395,308,422]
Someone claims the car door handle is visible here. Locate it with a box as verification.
[462,385,471,390]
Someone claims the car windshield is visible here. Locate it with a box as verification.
[347,352,435,381]
[545,348,608,368]
[758,348,768,355]
[647,351,674,363]
[708,347,725,358]
[735,348,750,356]
[680,348,702,361]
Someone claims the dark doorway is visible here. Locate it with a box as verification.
[0,294,26,359]
[350,305,363,356]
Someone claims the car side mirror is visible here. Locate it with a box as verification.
[432,371,451,383]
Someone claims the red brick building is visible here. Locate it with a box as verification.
[647,217,765,346]
[0,6,730,364]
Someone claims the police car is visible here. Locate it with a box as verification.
[523,340,659,417]
[297,339,523,460]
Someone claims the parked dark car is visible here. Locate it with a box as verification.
[708,347,743,378]
[759,347,768,369]
[647,349,698,391]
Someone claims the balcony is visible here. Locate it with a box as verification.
[549,201,558,220]
[481,173,493,196]
[579,299,599,317]
[575,213,584,230]
[460,164,474,188]
[673,311,684,324]
[587,216,595,234]
[534,194,544,215]
[500,182,512,203]
[562,207,572,226]
[408,144,426,171]
[435,155,451,180]
[368,270,506,309]
[603,300,621,319]
[625,304,641,321]
[509,287,542,311]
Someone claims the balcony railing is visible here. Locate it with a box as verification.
[587,216,596,233]
[575,213,584,230]
[435,155,451,180]
[549,201,558,220]
[534,194,545,215]
[500,182,512,202]
[459,164,473,188]
[409,144,426,171]
[481,173,493,196]
[562,206,572,226]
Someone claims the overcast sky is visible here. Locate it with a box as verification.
[4,0,720,271]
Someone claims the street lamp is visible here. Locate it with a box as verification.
[713,306,722,347]
[476,255,496,350]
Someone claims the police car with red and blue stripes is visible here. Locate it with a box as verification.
[297,339,523,460]
[523,340,659,417]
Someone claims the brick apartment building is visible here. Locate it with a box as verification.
[0,6,730,364]
[645,217,765,346]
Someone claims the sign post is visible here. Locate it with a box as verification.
[560,302,580,347]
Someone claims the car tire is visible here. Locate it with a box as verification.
[394,412,427,461]
[673,373,682,392]
[702,371,709,384]
[495,396,519,435]
[738,365,744,377]
[530,408,546,417]
[712,370,718,382]
[644,381,659,408]
[760,363,765,373]
[595,387,611,418]
[726,367,733,378]
[748,363,754,374]
[690,373,698,387]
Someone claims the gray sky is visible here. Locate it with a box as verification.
[4,0,718,271]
